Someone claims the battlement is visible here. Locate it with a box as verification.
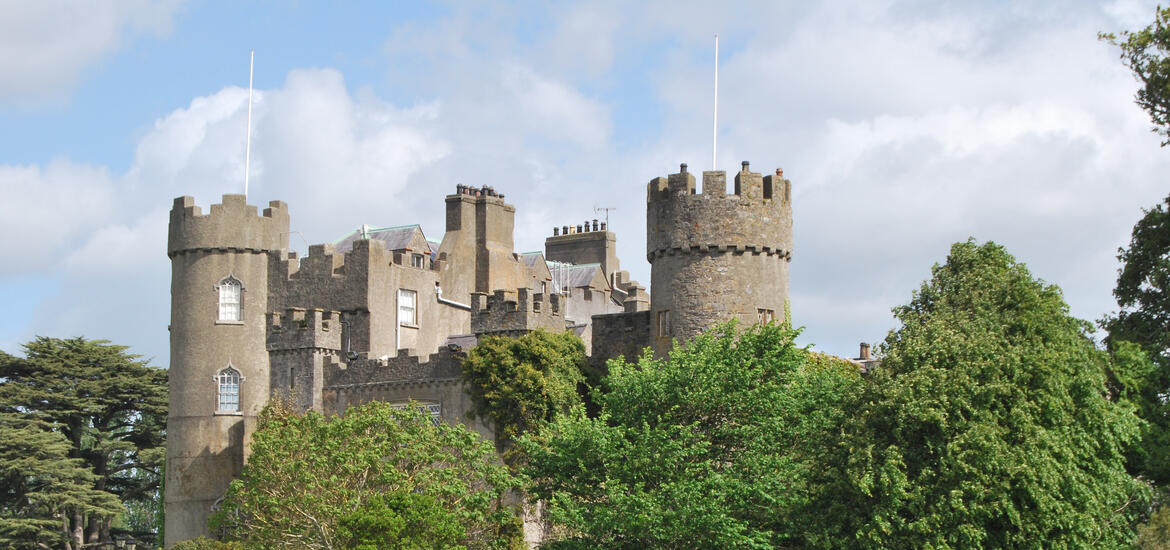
[646,162,793,262]
[323,346,464,388]
[470,288,563,336]
[647,162,790,203]
[168,194,290,257]
[266,307,343,352]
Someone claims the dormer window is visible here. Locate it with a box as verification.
[216,366,241,412]
[216,276,243,322]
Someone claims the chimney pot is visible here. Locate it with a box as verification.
[600,222,607,231]
[776,168,784,177]
[577,224,583,233]
[742,160,750,170]
[553,227,559,236]
[680,162,688,173]
[859,342,871,360]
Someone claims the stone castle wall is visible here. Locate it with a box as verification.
[165,195,289,547]
[646,163,793,355]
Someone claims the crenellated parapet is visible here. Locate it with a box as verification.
[266,307,343,352]
[168,194,289,257]
[470,288,563,336]
[646,162,792,263]
[323,347,464,389]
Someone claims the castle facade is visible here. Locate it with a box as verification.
[164,162,793,545]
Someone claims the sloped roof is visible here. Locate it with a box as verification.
[520,252,545,267]
[334,225,431,254]
[548,262,604,289]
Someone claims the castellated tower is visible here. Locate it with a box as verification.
[165,194,289,547]
[646,162,792,355]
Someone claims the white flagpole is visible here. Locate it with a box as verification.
[245,49,254,199]
[712,35,718,171]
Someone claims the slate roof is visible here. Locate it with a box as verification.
[333,225,431,254]
[520,252,545,267]
[548,262,604,289]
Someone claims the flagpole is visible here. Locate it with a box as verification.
[712,35,718,171]
[245,49,254,199]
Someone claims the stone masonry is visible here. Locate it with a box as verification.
[165,163,793,546]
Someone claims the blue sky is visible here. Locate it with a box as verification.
[2,0,1168,364]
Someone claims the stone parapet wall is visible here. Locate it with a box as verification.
[471,288,563,335]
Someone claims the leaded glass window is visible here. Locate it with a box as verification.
[217,366,241,412]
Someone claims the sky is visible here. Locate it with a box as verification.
[1,0,1168,364]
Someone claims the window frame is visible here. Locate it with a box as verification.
[215,365,243,414]
[398,288,418,327]
[215,275,245,323]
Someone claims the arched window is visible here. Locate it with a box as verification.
[217,366,241,412]
[217,276,243,322]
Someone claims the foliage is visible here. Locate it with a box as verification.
[1102,193,1170,484]
[170,536,243,550]
[811,240,1147,548]
[461,330,587,459]
[1138,502,1170,549]
[522,321,863,549]
[0,411,122,550]
[335,490,468,550]
[1102,6,1170,145]
[0,337,167,548]
[212,399,522,550]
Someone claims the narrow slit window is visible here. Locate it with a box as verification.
[217,366,241,412]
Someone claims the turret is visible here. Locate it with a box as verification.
[646,162,792,355]
[165,194,288,546]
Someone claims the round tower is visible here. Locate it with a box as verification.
[165,194,288,546]
[646,162,793,355]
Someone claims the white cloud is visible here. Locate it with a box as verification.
[4,0,1170,364]
[0,161,116,275]
[0,0,184,104]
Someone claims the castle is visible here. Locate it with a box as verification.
[164,162,794,545]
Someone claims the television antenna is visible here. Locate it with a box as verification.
[594,206,616,227]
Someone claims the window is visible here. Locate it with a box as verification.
[411,254,425,268]
[757,308,775,324]
[216,366,241,412]
[398,289,417,326]
[391,402,442,426]
[657,310,671,336]
[217,276,243,322]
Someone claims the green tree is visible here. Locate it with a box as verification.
[461,330,586,462]
[813,240,1146,548]
[522,322,862,549]
[1102,194,1170,484]
[0,412,122,550]
[212,399,523,549]
[1102,5,1170,145]
[0,338,167,548]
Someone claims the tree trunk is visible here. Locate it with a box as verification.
[70,508,84,549]
[60,512,73,550]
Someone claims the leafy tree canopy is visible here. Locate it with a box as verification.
[1101,193,1170,484]
[213,399,523,550]
[522,321,863,549]
[0,412,122,550]
[0,338,166,548]
[461,330,587,461]
[814,240,1147,549]
[1102,5,1170,145]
